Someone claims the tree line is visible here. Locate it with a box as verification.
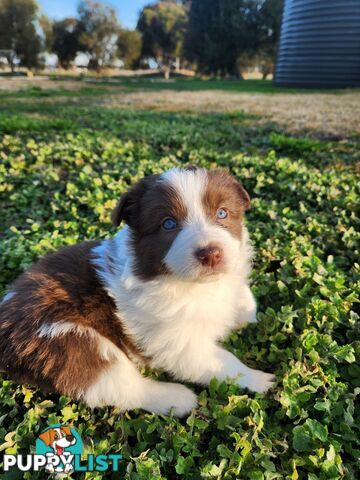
[0,0,283,78]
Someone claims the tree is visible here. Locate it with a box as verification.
[185,0,260,78]
[137,2,188,79]
[185,0,283,79]
[117,29,142,69]
[0,0,42,71]
[52,18,79,69]
[39,14,53,52]
[256,0,283,79]
[77,0,119,70]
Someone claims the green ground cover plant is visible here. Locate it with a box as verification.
[0,85,359,479]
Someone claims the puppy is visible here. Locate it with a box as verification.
[0,167,274,416]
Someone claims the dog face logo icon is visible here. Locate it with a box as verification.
[36,424,83,474]
[39,426,76,456]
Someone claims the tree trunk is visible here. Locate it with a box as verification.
[6,55,15,73]
[163,66,170,80]
[88,58,99,71]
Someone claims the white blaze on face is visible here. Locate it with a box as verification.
[162,168,241,280]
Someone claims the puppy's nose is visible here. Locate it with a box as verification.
[195,246,224,268]
[66,435,75,443]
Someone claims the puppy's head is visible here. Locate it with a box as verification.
[113,167,250,281]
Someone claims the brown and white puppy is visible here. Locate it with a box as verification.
[0,167,274,416]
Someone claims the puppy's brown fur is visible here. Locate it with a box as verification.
[0,242,141,396]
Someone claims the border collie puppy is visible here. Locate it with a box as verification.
[0,167,274,416]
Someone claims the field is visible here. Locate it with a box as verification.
[0,78,359,479]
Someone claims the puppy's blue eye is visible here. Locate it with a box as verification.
[216,208,228,219]
[162,217,178,231]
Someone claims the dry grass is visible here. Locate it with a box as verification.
[1,77,359,138]
[0,77,83,91]
[98,90,360,138]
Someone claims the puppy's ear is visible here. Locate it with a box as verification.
[235,181,251,211]
[112,175,159,227]
[39,430,52,446]
[112,190,134,226]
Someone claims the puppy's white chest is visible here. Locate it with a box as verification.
[117,275,241,362]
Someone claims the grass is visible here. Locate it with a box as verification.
[3,76,360,96]
[47,75,360,94]
[0,82,359,479]
[1,78,359,139]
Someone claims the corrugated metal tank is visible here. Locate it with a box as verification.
[274,0,360,87]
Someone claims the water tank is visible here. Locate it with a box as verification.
[274,0,360,87]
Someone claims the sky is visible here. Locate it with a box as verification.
[38,0,150,29]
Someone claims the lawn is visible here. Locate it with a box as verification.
[0,79,359,479]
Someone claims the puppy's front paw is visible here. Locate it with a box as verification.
[238,369,275,394]
[236,308,257,328]
[160,383,198,417]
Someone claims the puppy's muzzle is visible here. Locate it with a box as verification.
[194,245,224,269]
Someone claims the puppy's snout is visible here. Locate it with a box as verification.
[66,434,75,443]
[195,245,224,268]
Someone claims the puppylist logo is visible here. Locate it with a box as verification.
[3,424,122,474]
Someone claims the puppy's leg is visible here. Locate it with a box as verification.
[235,284,257,328]
[83,351,197,417]
[172,346,274,394]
